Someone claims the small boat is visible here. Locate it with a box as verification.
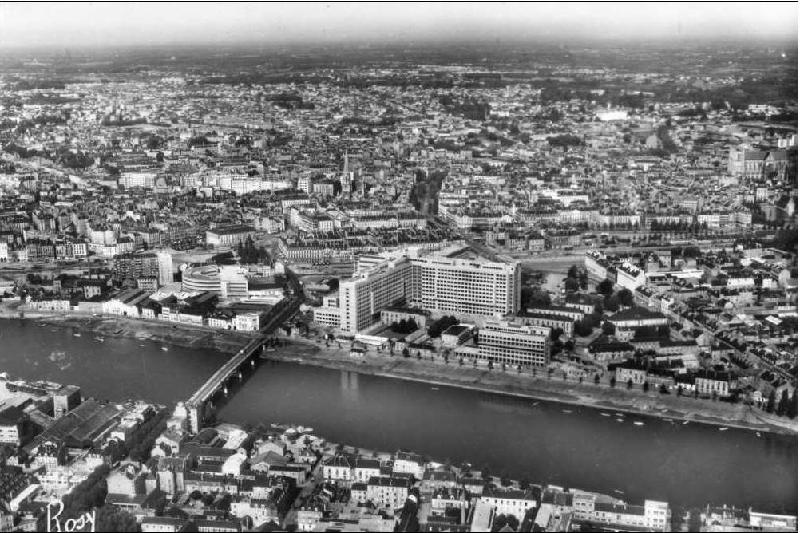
[616,418,624,423]
[615,412,624,417]
[430,387,439,390]
[756,432,762,437]
[613,489,624,494]
[531,401,540,406]
[682,421,690,425]
[633,421,644,426]
[562,409,572,414]
[161,347,169,352]
[73,333,81,337]
[600,412,611,417]
[718,427,729,432]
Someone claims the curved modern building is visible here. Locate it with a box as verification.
[182,265,248,299]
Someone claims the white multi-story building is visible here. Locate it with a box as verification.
[182,265,248,299]
[409,250,520,318]
[479,488,539,522]
[573,492,670,532]
[233,312,261,331]
[339,257,413,334]
[616,262,646,291]
[477,320,551,367]
[156,252,173,286]
[392,451,424,479]
[313,304,342,329]
[0,412,21,446]
[366,476,412,510]
[119,171,157,189]
[337,246,520,333]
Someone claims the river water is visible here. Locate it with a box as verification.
[0,319,796,513]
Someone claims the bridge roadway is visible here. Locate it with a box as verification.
[186,270,304,433]
[186,335,266,406]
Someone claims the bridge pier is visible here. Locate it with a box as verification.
[188,402,204,435]
[185,334,277,435]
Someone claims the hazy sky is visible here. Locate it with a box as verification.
[0,2,796,49]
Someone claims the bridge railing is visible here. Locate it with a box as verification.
[187,338,266,403]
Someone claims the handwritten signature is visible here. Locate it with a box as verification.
[46,501,95,532]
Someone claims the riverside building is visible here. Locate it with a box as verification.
[181,264,249,299]
[477,320,551,367]
[339,255,413,333]
[336,247,521,334]
[409,250,521,318]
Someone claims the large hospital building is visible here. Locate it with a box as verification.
[332,247,521,334]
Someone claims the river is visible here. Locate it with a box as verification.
[0,319,796,513]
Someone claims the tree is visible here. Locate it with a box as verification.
[546,134,584,150]
[574,318,593,337]
[604,293,620,312]
[617,289,634,307]
[59,464,110,521]
[790,389,798,419]
[567,265,580,279]
[523,288,551,308]
[610,376,616,388]
[597,279,614,296]
[565,277,580,293]
[97,506,139,531]
[776,389,790,417]
[402,348,410,358]
[594,374,600,385]
[766,390,776,413]
[492,514,520,532]
[601,321,615,335]
[428,315,458,338]
[579,269,589,290]
[643,381,649,393]
[627,379,633,390]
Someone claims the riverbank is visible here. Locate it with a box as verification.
[3,307,795,436]
[0,308,252,356]
[267,340,798,437]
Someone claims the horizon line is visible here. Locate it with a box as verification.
[0,35,797,54]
